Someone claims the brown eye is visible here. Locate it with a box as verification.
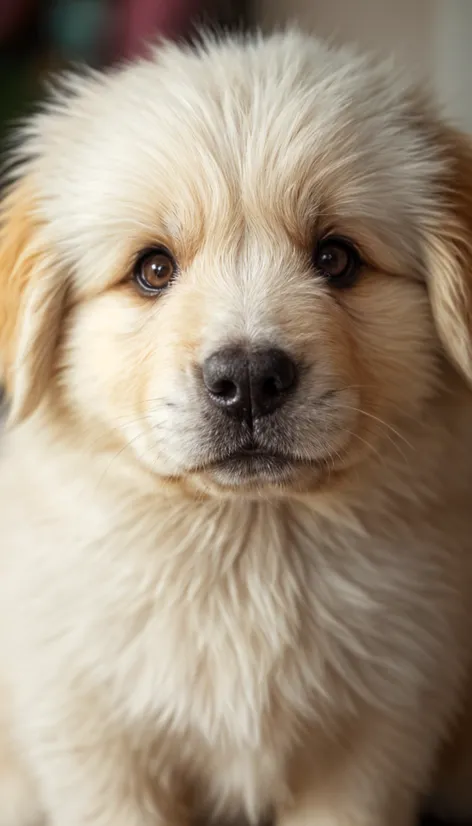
[313,236,361,288]
[133,247,176,296]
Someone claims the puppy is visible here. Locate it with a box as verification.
[1,29,472,826]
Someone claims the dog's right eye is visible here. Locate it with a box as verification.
[133,248,176,296]
[313,237,362,289]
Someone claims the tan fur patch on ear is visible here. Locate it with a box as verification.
[0,179,41,389]
[0,178,65,424]
[426,127,472,384]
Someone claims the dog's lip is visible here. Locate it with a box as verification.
[214,451,291,466]
[189,448,323,474]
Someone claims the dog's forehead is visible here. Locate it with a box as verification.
[30,32,442,276]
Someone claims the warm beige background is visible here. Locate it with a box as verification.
[255,0,472,132]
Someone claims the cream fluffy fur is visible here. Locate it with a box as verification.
[1,30,472,826]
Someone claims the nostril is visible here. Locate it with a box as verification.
[250,349,298,417]
[262,377,280,398]
[210,378,238,401]
[260,352,297,396]
[202,348,249,417]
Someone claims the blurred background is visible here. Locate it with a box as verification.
[257,0,472,133]
[0,0,251,157]
[1,0,472,137]
[1,0,472,157]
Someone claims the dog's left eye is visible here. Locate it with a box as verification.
[313,237,361,288]
[133,248,176,296]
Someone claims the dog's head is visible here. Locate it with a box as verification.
[1,32,472,496]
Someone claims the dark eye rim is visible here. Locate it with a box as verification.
[132,245,178,296]
[314,235,363,288]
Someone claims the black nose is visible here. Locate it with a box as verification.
[202,346,297,422]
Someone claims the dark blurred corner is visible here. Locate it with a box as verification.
[0,0,253,161]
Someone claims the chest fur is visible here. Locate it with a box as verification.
[3,476,462,819]
[65,498,446,751]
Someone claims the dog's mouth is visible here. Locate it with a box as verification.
[189,445,329,487]
[214,450,294,473]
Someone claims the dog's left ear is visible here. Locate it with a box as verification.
[425,127,472,385]
[0,177,65,425]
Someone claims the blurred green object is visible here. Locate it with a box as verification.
[47,0,108,64]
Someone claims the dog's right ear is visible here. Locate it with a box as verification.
[424,127,472,386]
[0,177,65,425]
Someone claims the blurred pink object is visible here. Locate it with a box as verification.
[118,0,204,61]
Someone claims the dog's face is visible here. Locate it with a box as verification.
[1,33,472,497]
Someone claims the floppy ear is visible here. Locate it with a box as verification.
[0,178,65,425]
[425,127,472,385]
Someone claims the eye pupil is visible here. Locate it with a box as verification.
[133,248,176,295]
[149,259,168,280]
[314,237,360,288]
